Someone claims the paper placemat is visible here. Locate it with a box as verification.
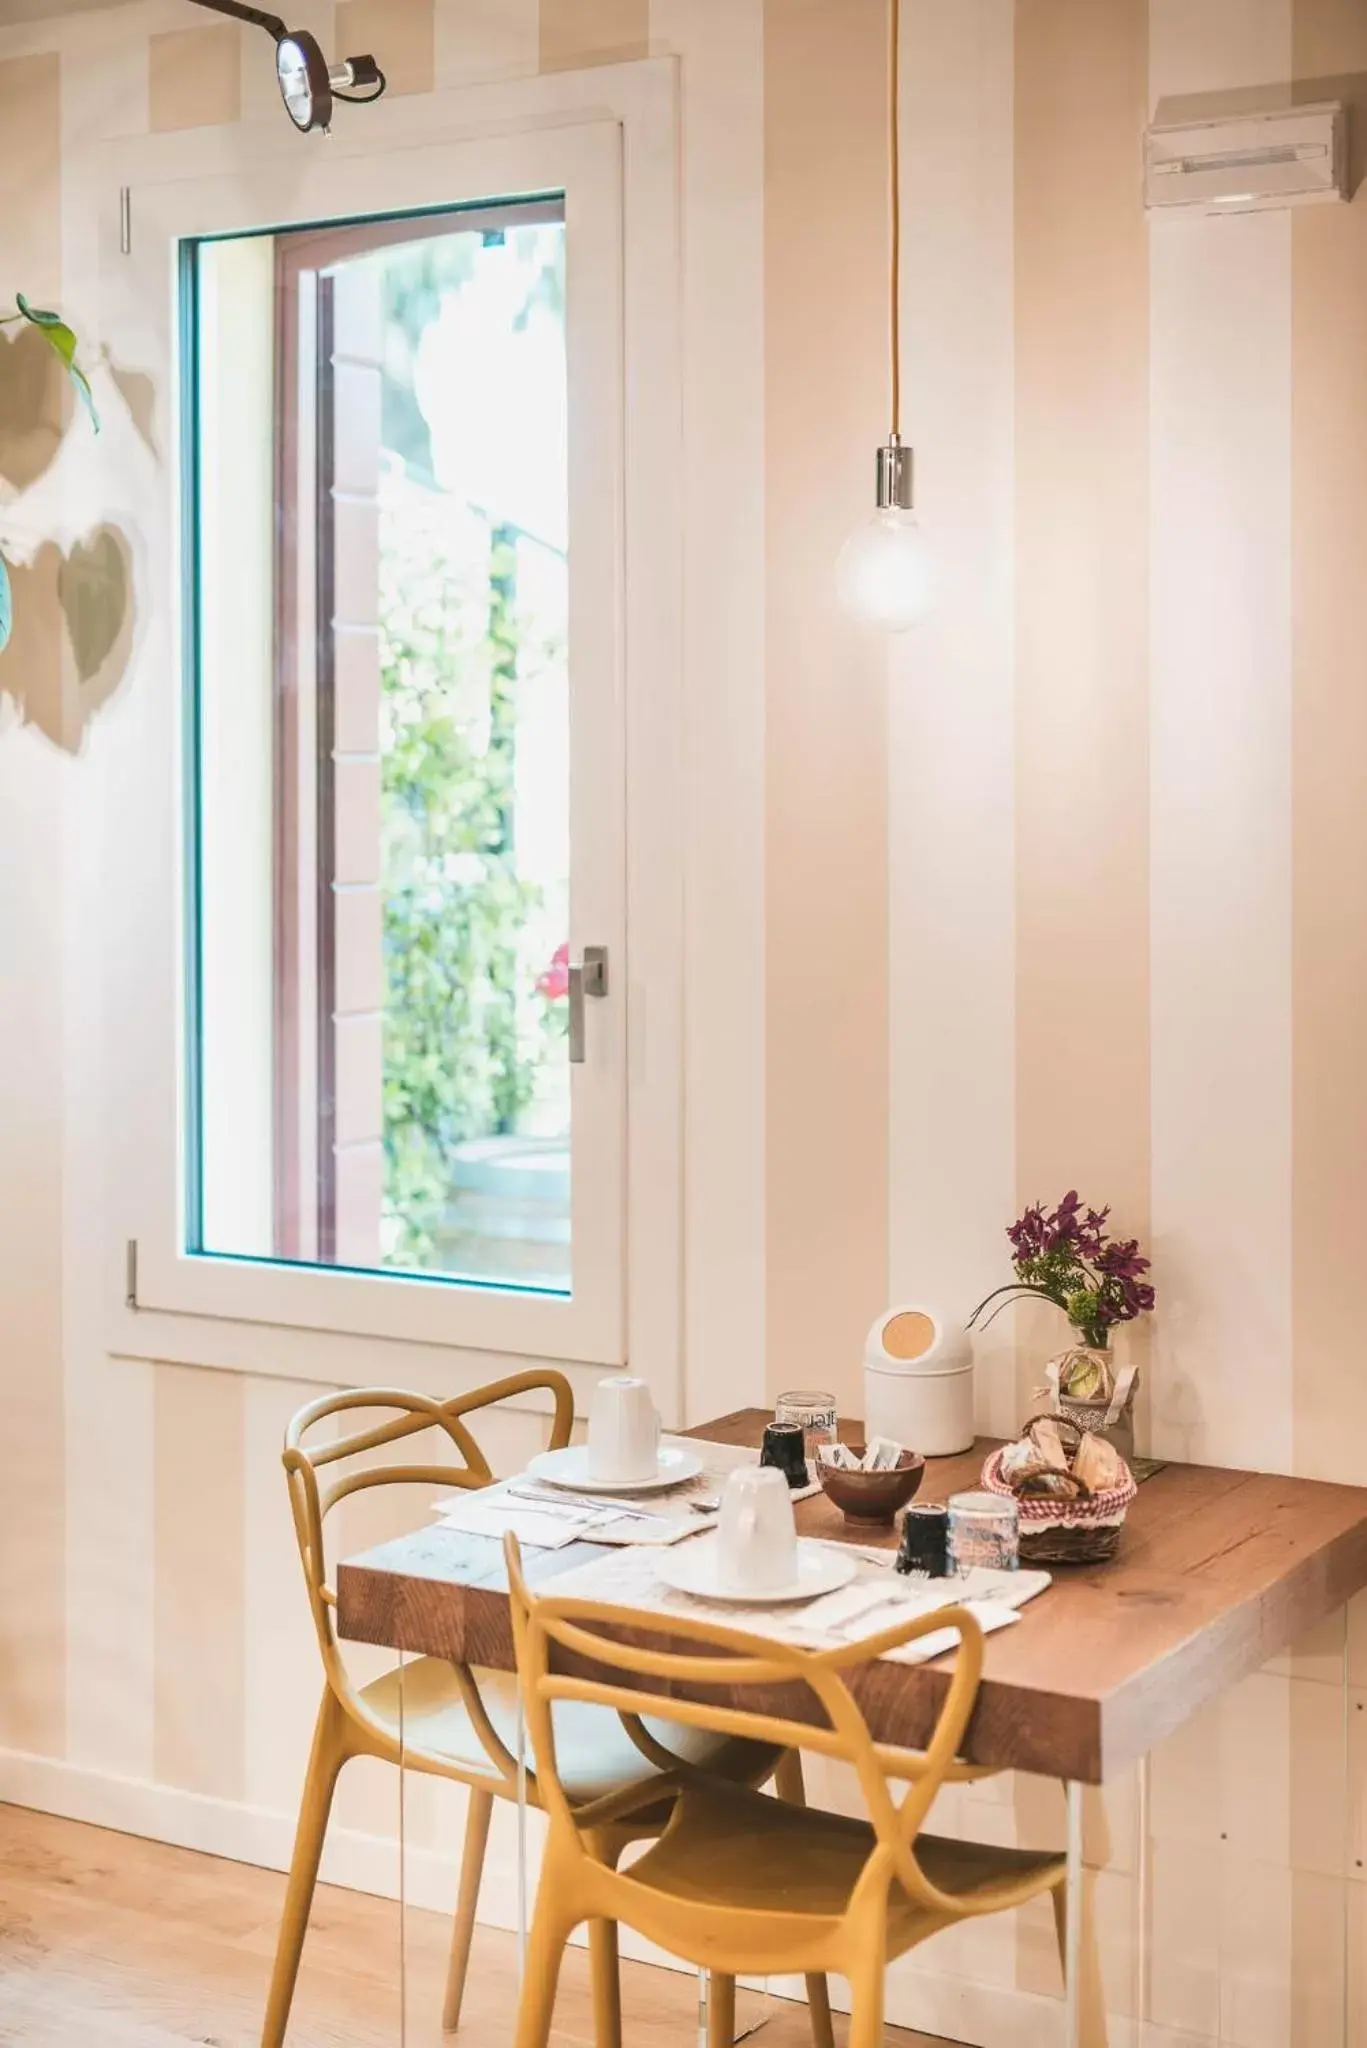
[542,1543,1050,1664]
[433,1483,705,1550]
[652,1435,823,1509]
[433,1434,827,1552]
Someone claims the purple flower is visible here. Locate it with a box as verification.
[1007,1203,1048,1259]
[1096,1237,1151,1283]
[972,1190,1156,1343]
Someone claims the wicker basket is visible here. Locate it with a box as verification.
[980,1445,1138,1565]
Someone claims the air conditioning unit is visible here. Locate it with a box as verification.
[1145,101,1346,214]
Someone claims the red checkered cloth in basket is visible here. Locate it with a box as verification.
[979,1445,1138,1526]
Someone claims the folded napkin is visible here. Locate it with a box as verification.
[432,1496,596,1551]
[780,1575,1026,1661]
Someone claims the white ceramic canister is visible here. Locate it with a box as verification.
[862,1304,975,1457]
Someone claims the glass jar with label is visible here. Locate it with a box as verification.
[947,1489,1020,1575]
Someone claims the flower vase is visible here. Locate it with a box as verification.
[1044,1343,1139,1468]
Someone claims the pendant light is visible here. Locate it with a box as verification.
[835,0,933,632]
[187,2,386,133]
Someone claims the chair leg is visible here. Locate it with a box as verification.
[442,1785,495,2032]
[513,1892,572,2048]
[774,1750,836,2048]
[846,1958,885,2048]
[585,1829,624,2048]
[706,1972,736,2048]
[261,1689,350,2048]
[588,1917,622,2048]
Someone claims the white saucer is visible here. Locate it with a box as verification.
[656,1536,857,1605]
[526,1443,704,1495]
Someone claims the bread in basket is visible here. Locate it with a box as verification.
[981,1415,1137,1564]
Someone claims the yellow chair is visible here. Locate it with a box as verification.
[264,1378,832,2048]
[504,1531,1070,2048]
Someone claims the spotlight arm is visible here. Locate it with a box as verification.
[186,0,289,39]
[182,0,385,130]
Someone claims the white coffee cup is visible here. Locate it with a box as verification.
[716,1466,799,1593]
[587,1375,661,1484]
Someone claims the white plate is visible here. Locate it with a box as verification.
[656,1536,858,1605]
[526,1443,704,1495]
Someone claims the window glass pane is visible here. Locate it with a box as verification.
[190,201,571,1293]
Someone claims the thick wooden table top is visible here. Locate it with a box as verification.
[336,1407,1367,1783]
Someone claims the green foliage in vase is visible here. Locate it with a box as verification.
[968,1191,1156,1365]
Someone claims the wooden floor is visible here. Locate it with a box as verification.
[0,1805,958,2046]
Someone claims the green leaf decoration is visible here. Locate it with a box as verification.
[16,293,99,430]
[0,552,12,655]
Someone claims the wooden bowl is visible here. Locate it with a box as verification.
[815,1445,925,1527]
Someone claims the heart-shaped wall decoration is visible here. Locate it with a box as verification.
[0,321,68,495]
[0,523,135,752]
[58,527,129,685]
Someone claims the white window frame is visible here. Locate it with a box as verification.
[90,61,682,1416]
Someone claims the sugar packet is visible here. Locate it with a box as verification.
[862,1435,907,1471]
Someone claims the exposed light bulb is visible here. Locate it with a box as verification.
[836,0,934,635]
[836,507,932,632]
[276,32,330,131]
[835,436,932,632]
[186,4,387,133]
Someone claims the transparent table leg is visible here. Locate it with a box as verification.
[516,1695,529,1984]
[1344,1628,1351,2048]
[1135,1751,1151,2035]
[397,1648,409,2048]
[1064,1779,1083,2048]
[733,1981,774,2041]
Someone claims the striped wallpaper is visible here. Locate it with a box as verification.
[2,0,1367,2040]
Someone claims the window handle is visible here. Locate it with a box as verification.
[568,946,609,1065]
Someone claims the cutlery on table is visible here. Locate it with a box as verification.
[503,1484,672,1523]
[455,1495,593,1522]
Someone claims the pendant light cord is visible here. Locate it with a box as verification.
[888,0,901,440]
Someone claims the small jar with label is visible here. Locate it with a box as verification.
[947,1489,1019,1575]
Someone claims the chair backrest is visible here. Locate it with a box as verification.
[504,1531,986,1919]
[283,1374,574,1706]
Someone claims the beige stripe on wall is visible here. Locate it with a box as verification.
[154,1364,247,1800]
[1291,0,1367,1483]
[337,0,436,96]
[764,0,890,1409]
[539,0,648,71]
[1013,0,1151,1409]
[0,52,62,337]
[148,25,242,132]
[0,48,66,1761]
[1147,0,1294,1475]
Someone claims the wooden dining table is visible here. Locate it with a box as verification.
[336,1407,1367,2046]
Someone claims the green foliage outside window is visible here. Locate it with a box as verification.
[378,522,557,1267]
[374,222,568,1268]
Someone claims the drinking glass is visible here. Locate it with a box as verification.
[774,1389,838,1459]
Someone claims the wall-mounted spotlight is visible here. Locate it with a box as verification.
[187,1,386,133]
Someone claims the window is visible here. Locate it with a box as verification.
[192,202,575,1295]
[105,79,681,1387]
